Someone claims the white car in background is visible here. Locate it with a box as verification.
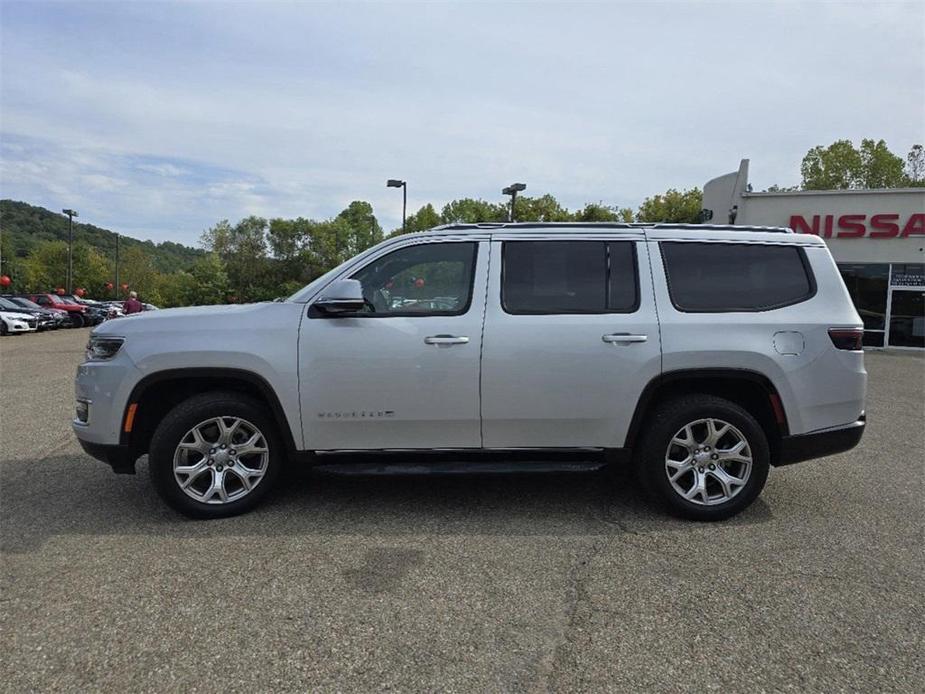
[0,310,38,336]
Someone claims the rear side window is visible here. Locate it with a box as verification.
[502,240,639,314]
[660,242,815,312]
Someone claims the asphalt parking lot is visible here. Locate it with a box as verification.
[1,328,922,693]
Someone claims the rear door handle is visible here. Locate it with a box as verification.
[424,335,470,345]
[602,333,648,344]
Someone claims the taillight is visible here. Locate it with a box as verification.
[828,328,864,351]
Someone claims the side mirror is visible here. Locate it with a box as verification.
[314,279,365,313]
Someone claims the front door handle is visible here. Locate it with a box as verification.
[602,333,648,344]
[424,335,470,345]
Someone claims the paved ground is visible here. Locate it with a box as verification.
[1,328,922,693]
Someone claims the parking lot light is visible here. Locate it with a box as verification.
[501,183,526,222]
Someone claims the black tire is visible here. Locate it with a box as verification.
[69,312,85,328]
[634,395,770,521]
[148,391,284,518]
[0,321,7,336]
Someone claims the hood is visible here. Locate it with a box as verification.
[92,301,301,336]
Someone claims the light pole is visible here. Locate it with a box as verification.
[62,209,78,292]
[502,183,526,222]
[387,179,407,233]
[114,233,120,299]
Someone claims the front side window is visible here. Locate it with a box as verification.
[349,241,477,316]
[502,240,639,314]
[661,242,815,312]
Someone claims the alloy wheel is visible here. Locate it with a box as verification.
[664,418,753,506]
[172,416,270,504]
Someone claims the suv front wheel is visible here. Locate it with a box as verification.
[148,391,283,518]
[635,395,770,521]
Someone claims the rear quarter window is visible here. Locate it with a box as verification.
[660,242,815,312]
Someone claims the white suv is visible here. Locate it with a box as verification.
[73,223,867,521]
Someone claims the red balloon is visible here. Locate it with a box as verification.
[0,275,10,287]
[56,287,66,295]
[414,278,425,288]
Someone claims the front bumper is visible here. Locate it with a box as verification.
[76,437,136,474]
[776,415,866,466]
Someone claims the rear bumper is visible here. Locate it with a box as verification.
[776,415,865,466]
[76,437,136,474]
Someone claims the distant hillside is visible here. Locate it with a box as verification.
[0,199,204,271]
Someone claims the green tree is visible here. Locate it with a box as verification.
[19,240,109,294]
[311,218,355,270]
[189,252,230,305]
[636,188,703,224]
[336,201,384,255]
[157,270,198,308]
[397,203,442,235]
[440,198,507,224]
[119,245,161,303]
[801,138,908,190]
[22,240,68,291]
[574,202,634,222]
[512,194,572,222]
[906,144,925,186]
[201,216,270,301]
[857,139,906,189]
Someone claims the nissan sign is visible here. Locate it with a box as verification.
[790,213,925,238]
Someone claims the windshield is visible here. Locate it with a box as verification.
[9,297,42,309]
[46,294,65,305]
[0,298,26,310]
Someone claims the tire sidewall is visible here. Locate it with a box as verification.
[637,396,770,521]
[149,392,283,518]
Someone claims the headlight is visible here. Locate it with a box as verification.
[86,336,124,361]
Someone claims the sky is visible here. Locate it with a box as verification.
[1,1,923,246]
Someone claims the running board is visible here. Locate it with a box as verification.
[309,447,618,476]
[312,460,608,476]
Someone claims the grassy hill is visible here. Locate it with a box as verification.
[0,199,204,272]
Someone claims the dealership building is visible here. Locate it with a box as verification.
[703,160,925,349]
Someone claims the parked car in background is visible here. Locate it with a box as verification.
[18,293,89,327]
[0,297,58,331]
[58,295,109,325]
[99,301,125,318]
[3,296,70,329]
[0,309,38,335]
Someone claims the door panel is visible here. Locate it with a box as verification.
[480,237,661,448]
[299,239,488,450]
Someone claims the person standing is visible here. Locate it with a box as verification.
[123,291,144,315]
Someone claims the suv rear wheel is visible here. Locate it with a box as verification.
[635,395,770,521]
[148,391,283,518]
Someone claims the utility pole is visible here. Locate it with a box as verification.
[62,209,78,292]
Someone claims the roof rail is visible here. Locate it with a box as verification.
[432,222,650,231]
[430,222,792,233]
[650,223,792,233]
